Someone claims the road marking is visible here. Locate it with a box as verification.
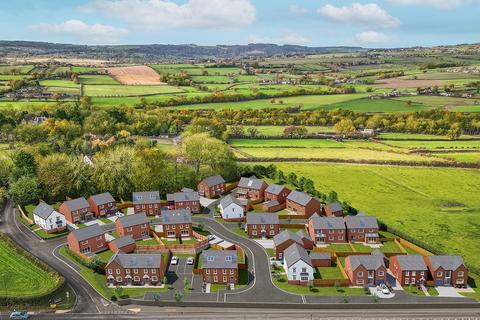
[301,295,306,303]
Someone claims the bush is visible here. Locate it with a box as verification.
[111,295,117,301]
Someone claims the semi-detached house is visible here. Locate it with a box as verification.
[59,197,92,223]
[132,191,161,216]
[67,224,107,255]
[115,212,150,240]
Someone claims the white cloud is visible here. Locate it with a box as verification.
[289,4,309,15]
[318,3,400,28]
[387,0,472,9]
[80,0,256,30]
[248,31,309,45]
[28,20,129,43]
[355,31,390,44]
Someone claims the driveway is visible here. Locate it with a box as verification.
[436,286,464,298]
[254,239,274,248]
[200,196,218,208]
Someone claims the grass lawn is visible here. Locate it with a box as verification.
[316,265,344,279]
[192,225,211,236]
[351,243,373,253]
[136,238,159,245]
[427,286,439,297]
[403,284,425,296]
[35,228,69,239]
[269,162,480,270]
[265,248,275,258]
[0,237,61,298]
[231,227,248,238]
[180,238,198,245]
[95,250,115,264]
[99,217,113,224]
[273,273,366,296]
[329,243,354,253]
[379,241,403,253]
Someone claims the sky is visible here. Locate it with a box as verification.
[0,0,478,48]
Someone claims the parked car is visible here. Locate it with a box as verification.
[379,284,390,295]
[186,257,194,265]
[9,311,31,319]
[171,256,179,265]
[207,235,216,241]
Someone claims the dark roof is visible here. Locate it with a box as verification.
[33,202,56,219]
[394,255,427,270]
[200,175,225,187]
[347,255,385,270]
[132,191,160,205]
[117,213,148,228]
[238,176,266,190]
[219,194,246,208]
[201,250,238,269]
[427,255,465,271]
[108,252,162,268]
[296,229,312,241]
[62,197,89,212]
[287,190,313,206]
[110,235,135,248]
[309,214,345,229]
[90,192,115,205]
[72,224,104,241]
[273,230,302,247]
[371,249,386,259]
[283,243,312,267]
[265,184,287,195]
[172,191,199,202]
[309,252,331,260]
[345,215,379,229]
[159,209,192,224]
[263,200,280,208]
[327,201,343,212]
[246,213,279,225]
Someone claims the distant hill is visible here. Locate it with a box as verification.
[0,40,365,62]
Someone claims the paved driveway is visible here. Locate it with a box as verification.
[200,196,218,208]
[436,286,464,298]
[254,239,274,248]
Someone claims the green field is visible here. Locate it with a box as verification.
[0,237,60,298]
[376,132,479,140]
[382,140,480,150]
[0,64,34,74]
[83,84,185,97]
[229,125,334,136]
[432,152,480,163]
[78,75,118,85]
[268,162,480,270]
[39,79,80,88]
[328,97,429,113]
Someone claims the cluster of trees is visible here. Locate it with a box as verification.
[6,79,39,91]
[2,133,237,206]
[240,163,357,215]
[160,72,192,86]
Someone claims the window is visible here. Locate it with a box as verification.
[116,269,120,274]
[108,269,112,275]
[301,275,309,281]
[302,268,307,273]
[225,256,232,261]
[252,231,257,236]
[351,229,355,233]
[356,279,364,285]
[134,276,140,282]
[292,275,296,280]
[116,276,122,282]
[207,256,214,262]
[230,269,234,274]
[329,230,334,234]
[412,271,416,276]
[152,276,157,282]
[339,236,344,240]
[458,271,464,277]
[127,227,133,232]
[253,225,257,229]
[126,269,130,274]
[405,278,409,284]
[420,271,424,276]
[357,272,363,277]
[223,276,227,282]
[405,271,409,276]
[269,230,275,235]
[214,276,218,282]
[378,271,384,276]
[223,269,226,274]
[134,269,138,274]
[292,268,296,273]
[213,269,217,274]
[437,271,443,277]
[206,269,210,274]
[339,230,344,234]
[144,269,148,274]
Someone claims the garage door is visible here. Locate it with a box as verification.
[435,280,443,286]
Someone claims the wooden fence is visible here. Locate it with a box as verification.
[278,214,307,220]
[279,223,305,229]
[313,279,349,287]
[397,238,433,256]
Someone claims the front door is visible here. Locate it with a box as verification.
[444,271,452,286]
[368,270,375,285]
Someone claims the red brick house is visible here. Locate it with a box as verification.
[424,255,468,287]
[236,176,268,200]
[390,255,427,286]
[345,214,380,244]
[167,190,200,213]
[108,235,136,254]
[87,192,116,217]
[286,190,321,218]
[59,197,92,224]
[152,209,192,238]
[245,213,280,238]
[115,212,150,240]
[106,252,165,286]
[264,184,291,203]
[132,191,160,216]
[272,229,313,261]
[201,250,238,284]
[198,175,226,198]
[67,224,107,255]
[344,255,387,286]
[323,201,344,217]
[307,213,346,245]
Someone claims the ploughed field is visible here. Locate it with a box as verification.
[106,66,164,85]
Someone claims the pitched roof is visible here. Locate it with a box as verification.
[90,192,115,205]
[110,235,135,248]
[108,252,162,268]
[296,229,312,241]
[158,209,192,224]
[62,197,90,212]
[394,255,427,270]
[426,255,465,271]
[371,249,386,259]
[72,224,104,241]
[200,175,225,187]
[287,190,313,206]
[246,213,279,225]
[345,215,379,229]
[310,252,331,260]
[238,176,265,190]
[309,214,345,230]
[273,230,302,247]
[265,184,287,195]
[347,255,385,270]
[172,191,199,202]
[118,213,149,228]
[132,191,160,205]
[33,202,56,220]
[201,250,238,269]
[263,200,280,208]
[327,201,343,212]
[284,243,312,267]
[219,194,246,208]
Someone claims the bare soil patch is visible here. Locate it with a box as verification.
[105,66,164,85]
[375,78,443,88]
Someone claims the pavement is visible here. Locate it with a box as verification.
[436,286,464,298]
